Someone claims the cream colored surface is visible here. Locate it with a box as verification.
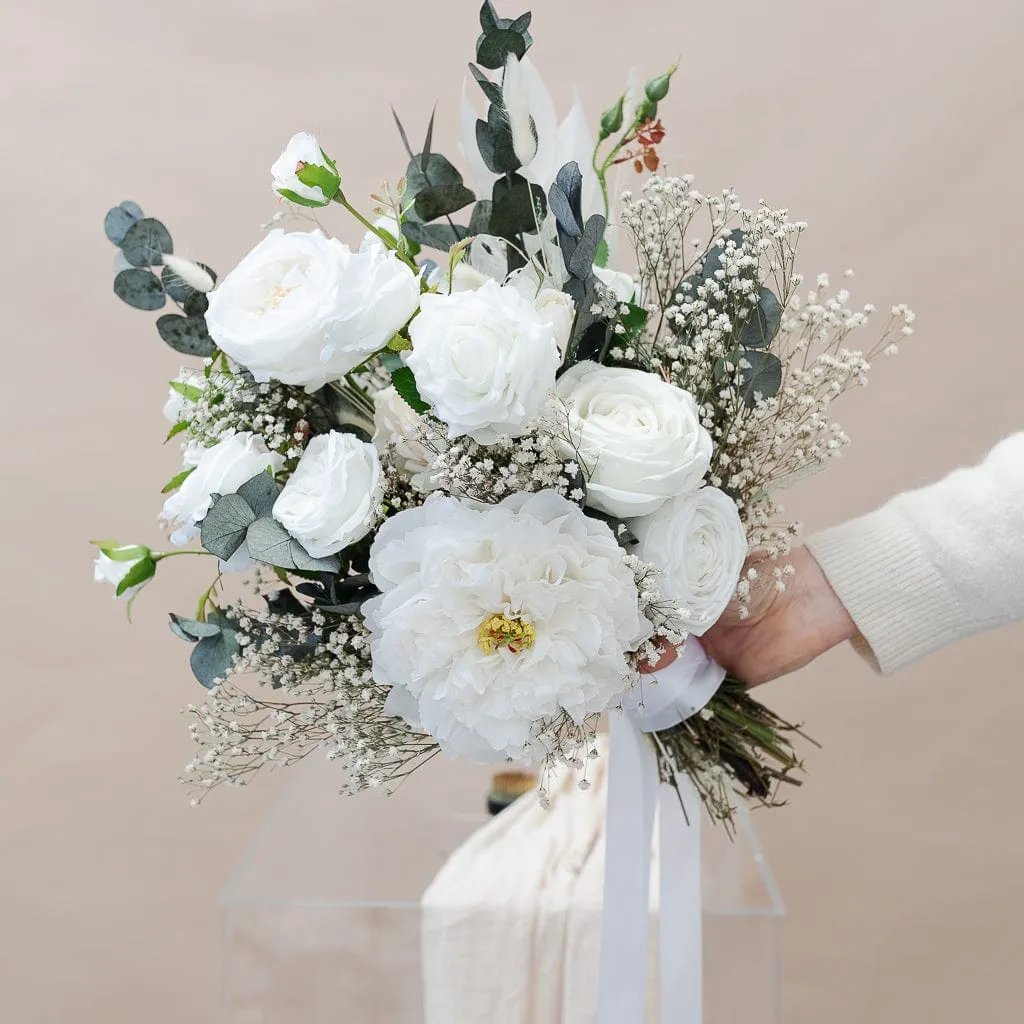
[3,1,1023,1021]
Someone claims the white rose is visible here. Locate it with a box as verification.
[93,548,152,601]
[556,361,712,518]
[372,386,442,491]
[205,229,420,391]
[506,264,575,353]
[632,486,747,635]
[406,279,562,444]
[593,265,637,304]
[161,431,284,545]
[271,132,337,206]
[273,431,382,558]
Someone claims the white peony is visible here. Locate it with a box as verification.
[273,431,382,558]
[372,386,441,491]
[161,431,284,545]
[556,361,712,518]
[205,229,420,391]
[271,132,337,206]
[632,486,748,635]
[406,279,562,444]
[364,490,651,762]
[593,265,637,303]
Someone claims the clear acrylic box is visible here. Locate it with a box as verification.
[221,753,783,1023]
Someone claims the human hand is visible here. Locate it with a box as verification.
[699,545,858,686]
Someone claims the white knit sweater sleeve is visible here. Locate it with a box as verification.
[806,433,1024,674]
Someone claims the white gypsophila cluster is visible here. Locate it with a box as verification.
[619,175,915,560]
[182,604,437,800]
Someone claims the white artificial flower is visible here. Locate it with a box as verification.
[426,260,492,294]
[162,371,204,424]
[161,431,284,545]
[271,132,336,206]
[364,490,651,762]
[593,265,637,303]
[360,215,402,252]
[506,263,576,353]
[372,386,441,491]
[556,361,712,518]
[632,487,748,635]
[406,279,562,444]
[205,229,420,391]
[273,431,382,558]
[93,551,149,601]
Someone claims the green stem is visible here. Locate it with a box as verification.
[333,192,418,271]
[196,578,221,621]
[152,549,216,562]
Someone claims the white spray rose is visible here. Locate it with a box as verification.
[93,548,152,601]
[161,432,284,545]
[593,265,637,303]
[271,132,339,207]
[372,386,441,491]
[556,361,712,518]
[273,431,382,559]
[406,279,562,443]
[632,487,747,635]
[205,229,420,391]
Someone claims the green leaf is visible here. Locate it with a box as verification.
[156,314,217,357]
[401,222,468,252]
[169,613,222,641]
[161,466,196,494]
[114,268,165,311]
[104,202,143,245]
[99,543,150,562]
[200,493,256,560]
[479,0,500,32]
[245,517,297,569]
[738,350,783,407]
[469,63,503,106]
[169,379,203,401]
[390,365,429,414]
[115,555,155,596]
[477,28,528,69]
[737,288,782,350]
[165,420,188,442]
[594,237,610,269]
[406,153,464,195]
[290,541,342,574]
[236,470,281,519]
[182,291,210,318]
[477,105,521,175]
[414,183,476,222]
[190,628,240,688]
[295,162,341,202]
[120,218,173,267]
[276,187,329,209]
[468,200,493,236]
[490,177,547,241]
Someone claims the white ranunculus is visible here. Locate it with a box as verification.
[594,265,637,304]
[273,431,382,558]
[632,486,748,635]
[372,386,441,491]
[271,132,337,206]
[161,431,284,545]
[406,279,562,444]
[93,550,150,601]
[205,229,420,391]
[364,490,651,762]
[556,361,712,518]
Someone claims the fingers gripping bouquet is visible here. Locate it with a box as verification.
[94,3,914,824]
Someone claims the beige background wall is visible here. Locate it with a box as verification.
[3,0,1023,1020]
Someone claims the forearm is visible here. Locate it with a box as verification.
[806,433,1024,674]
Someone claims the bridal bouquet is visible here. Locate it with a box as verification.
[93,2,913,825]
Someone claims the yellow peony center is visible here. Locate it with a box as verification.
[262,283,296,313]
[477,614,537,656]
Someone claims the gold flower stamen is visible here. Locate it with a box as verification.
[477,614,537,656]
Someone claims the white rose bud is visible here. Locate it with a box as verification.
[632,486,748,635]
[556,361,712,518]
[273,431,383,558]
[161,431,284,545]
[372,386,442,492]
[360,215,403,252]
[205,229,421,391]
[93,546,154,601]
[271,132,340,207]
[407,279,562,444]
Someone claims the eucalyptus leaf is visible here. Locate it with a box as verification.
[490,177,546,241]
[245,516,297,569]
[584,509,638,549]
[567,214,606,279]
[290,541,342,574]
[550,162,584,237]
[406,153,464,195]
[469,63,503,106]
[476,28,527,69]
[468,200,493,236]
[476,116,519,176]
[701,228,746,281]
[169,613,223,641]
[737,288,782,350]
[120,217,173,267]
[479,0,500,32]
[236,470,281,519]
[414,183,476,222]
[113,268,165,311]
[156,314,217,357]
[162,262,216,304]
[182,291,210,318]
[104,203,143,245]
[200,493,256,560]
[401,221,468,252]
[190,628,240,688]
[738,350,783,407]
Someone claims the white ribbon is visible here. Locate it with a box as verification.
[596,641,725,1024]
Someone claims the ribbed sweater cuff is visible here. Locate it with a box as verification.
[806,504,966,675]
